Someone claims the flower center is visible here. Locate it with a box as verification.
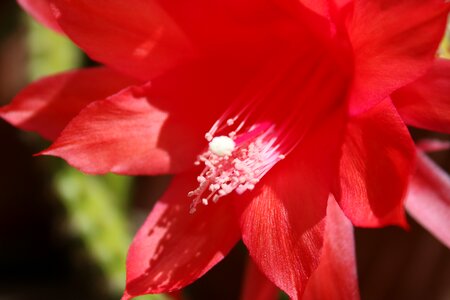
[188,114,290,213]
[187,49,332,213]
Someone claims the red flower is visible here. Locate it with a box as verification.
[2,0,450,299]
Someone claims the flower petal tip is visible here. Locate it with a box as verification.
[121,291,133,300]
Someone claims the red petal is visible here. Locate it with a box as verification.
[40,82,207,175]
[274,0,353,43]
[49,0,195,80]
[303,197,360,300]
[18,0,62,33]
[49,0,344,81]
[239,108,345,299]
[392,59,450,134]
[296,0,352,20]
[348,0,450,113]
[0,67,137,140]
[333,99,415,227]
[40,58,255,175]
[405,151,450,248]
[241,259,279,300]
[296,0,331,18]
[124,172,241,298]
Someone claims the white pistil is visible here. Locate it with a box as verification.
[208,136,236,157]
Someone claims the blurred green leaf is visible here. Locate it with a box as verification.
[54,169,170,300]
[26,15,82,80]
[55,168,132,292]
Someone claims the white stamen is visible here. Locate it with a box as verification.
[227,118,235,126]
[188,123,287,214]
[205,132,213,141]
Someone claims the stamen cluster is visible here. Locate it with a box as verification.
[188,125,284,214]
